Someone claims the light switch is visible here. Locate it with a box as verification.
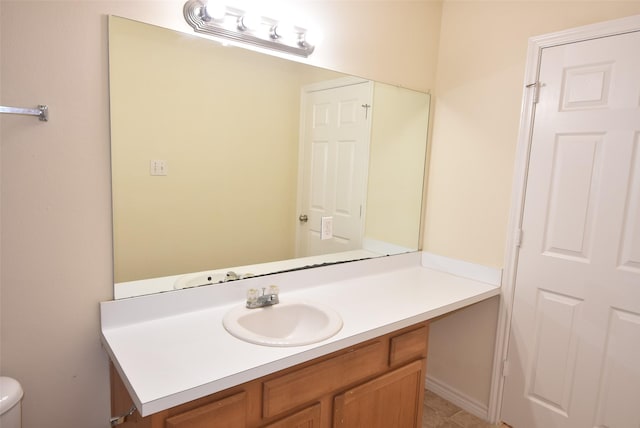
[321,216,333,240]
[150,160,168,176]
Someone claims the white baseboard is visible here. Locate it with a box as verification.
[426,375,489,421]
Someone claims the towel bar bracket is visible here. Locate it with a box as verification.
[0,104,49,121]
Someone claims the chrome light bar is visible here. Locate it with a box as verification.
[183,0,316,57]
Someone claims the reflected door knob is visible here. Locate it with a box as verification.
[299,214,308,223]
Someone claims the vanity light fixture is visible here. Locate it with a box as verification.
[183,0,317,57]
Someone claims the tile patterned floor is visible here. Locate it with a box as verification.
[422,389,505,428]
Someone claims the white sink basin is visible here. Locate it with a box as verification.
[223,301,343,347]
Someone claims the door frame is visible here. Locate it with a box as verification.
[294,76,373,257]
[488,14,640,424]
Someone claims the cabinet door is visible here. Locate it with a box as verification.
[165,391,246,428]
[263,403,321,428]
[333,360,424,428]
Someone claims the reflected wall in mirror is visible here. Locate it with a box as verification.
[110,16,430,298]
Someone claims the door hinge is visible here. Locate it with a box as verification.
[515,228,523,248]
[502,360,510,377]
[526,81,540,104]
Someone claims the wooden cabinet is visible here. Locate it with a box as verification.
[111,322,429,428]
[263,404,321,428]
[164,392,247,428]
[333,360,425,428]
[262,340,387,418]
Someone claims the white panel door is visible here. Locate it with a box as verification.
[297,81,372,257]
[502,30,640,427]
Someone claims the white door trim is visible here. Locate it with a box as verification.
[489,13,640,424]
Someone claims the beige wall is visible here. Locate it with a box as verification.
[366,82,429,249]
[425,0,640,411]
[0,2,441,427]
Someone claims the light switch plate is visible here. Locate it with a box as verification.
[321,216,333,240]
[150,160,168,176]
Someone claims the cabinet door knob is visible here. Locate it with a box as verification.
[299,214,308,223]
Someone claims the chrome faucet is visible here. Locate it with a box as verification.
[246,286,279,309]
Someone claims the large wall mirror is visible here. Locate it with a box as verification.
[110,16,430,299]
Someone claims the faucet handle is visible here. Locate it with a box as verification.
[267,285,280,304]
[246,288,259,303]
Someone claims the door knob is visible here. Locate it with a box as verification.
[299,214,308,223]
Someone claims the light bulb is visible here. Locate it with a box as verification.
[237,13,261,31]
[203,1,226,21]
[270,22,297,40]
[300,27,323,47]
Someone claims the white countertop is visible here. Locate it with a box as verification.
[100,252,501,417]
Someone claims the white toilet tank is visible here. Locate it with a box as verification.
[0,376,23,428]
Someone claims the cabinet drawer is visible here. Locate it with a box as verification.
[389,324,429,366]
[165,391,246,428]
[263,341,386,418]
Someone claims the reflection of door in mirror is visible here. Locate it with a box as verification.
[297,80,373,258]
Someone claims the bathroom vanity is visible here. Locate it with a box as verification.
[110,321,429,427]
[101,253,501,427]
